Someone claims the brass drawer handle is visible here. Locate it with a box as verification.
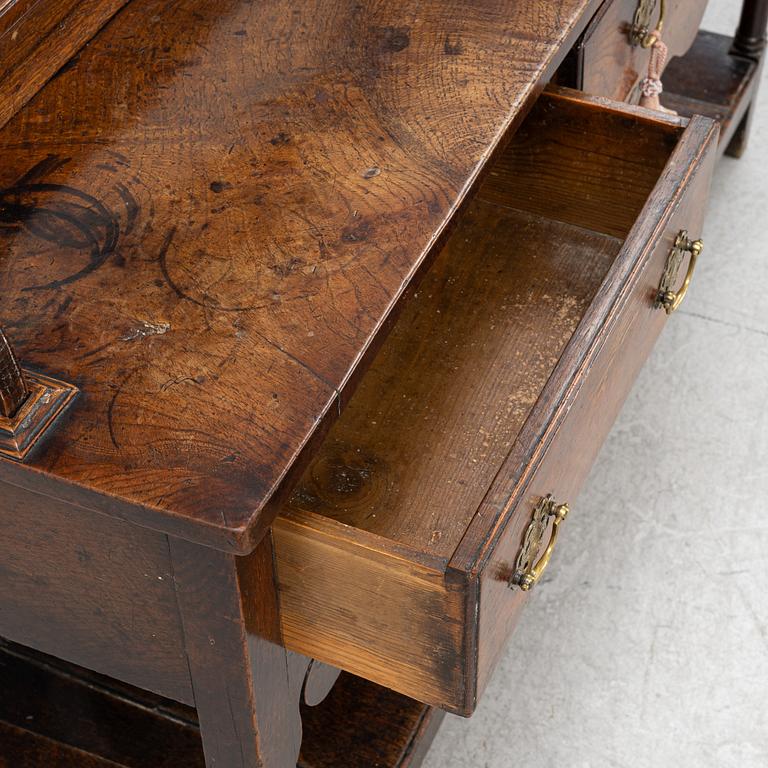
[509,495,570,591]
[631,0,665,48]
[656,230,703,315]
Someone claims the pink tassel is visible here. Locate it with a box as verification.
[639,30,676,114]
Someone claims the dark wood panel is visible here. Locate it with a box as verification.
[478,90,682,238]
[0,0,130,130]
[0,641,203,768]
[170,533,307,767]
[299,673,444,768]
[0,0,602,554]
[0,480,193,704]
[0,725,123,768]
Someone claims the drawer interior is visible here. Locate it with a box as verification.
[281,92,681,559]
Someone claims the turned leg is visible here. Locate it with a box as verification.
[732,0,768,59]
[726,0,768,157]
[170,532,308,768]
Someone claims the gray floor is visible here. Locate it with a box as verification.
[423,3,768,767]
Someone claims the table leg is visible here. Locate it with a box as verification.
[726,0,768,156]
[170,532,309,768]
[733,0,768,58]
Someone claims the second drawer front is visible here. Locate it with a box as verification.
[575,0,708,102]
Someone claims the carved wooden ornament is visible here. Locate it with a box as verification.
[0,328,78,462]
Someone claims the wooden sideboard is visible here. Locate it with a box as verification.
[0,0,765,766]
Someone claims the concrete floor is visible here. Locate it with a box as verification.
[422,3,768,767]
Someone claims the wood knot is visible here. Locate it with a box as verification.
[289,442,391,525]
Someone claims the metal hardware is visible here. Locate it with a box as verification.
[509,495,570,591]
[655,230,704,315]
[631,0,666,48]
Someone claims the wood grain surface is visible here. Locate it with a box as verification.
[662,30,760,154]
[473,116,718,699]
[299,673,444,768]
[282,205,621,560]
[0,0,130,130]
[169,533,307,767]
[0,640,204,768]
[0,0,601,553]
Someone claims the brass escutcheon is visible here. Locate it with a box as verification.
[655,229,704,315]
[509,495,570,591]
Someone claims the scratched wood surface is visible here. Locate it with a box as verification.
[0,479,194,704]
[0,0,131,130]
[0,0,602,552]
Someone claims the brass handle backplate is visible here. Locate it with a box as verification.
[631,0,666,48]
[655,230,703,315]
[509,495,570,591]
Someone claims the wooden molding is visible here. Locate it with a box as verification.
[0,369,78,462]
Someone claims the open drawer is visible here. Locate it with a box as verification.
[272,88,718,715]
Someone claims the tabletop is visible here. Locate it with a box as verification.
[0,0,599,552]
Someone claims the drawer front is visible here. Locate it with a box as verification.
[473,118,717,702]
[576,0,708,102]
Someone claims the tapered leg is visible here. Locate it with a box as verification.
[170,532,309,768]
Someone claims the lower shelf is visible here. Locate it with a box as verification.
[0,640,443,768]
[662,29,760,156]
